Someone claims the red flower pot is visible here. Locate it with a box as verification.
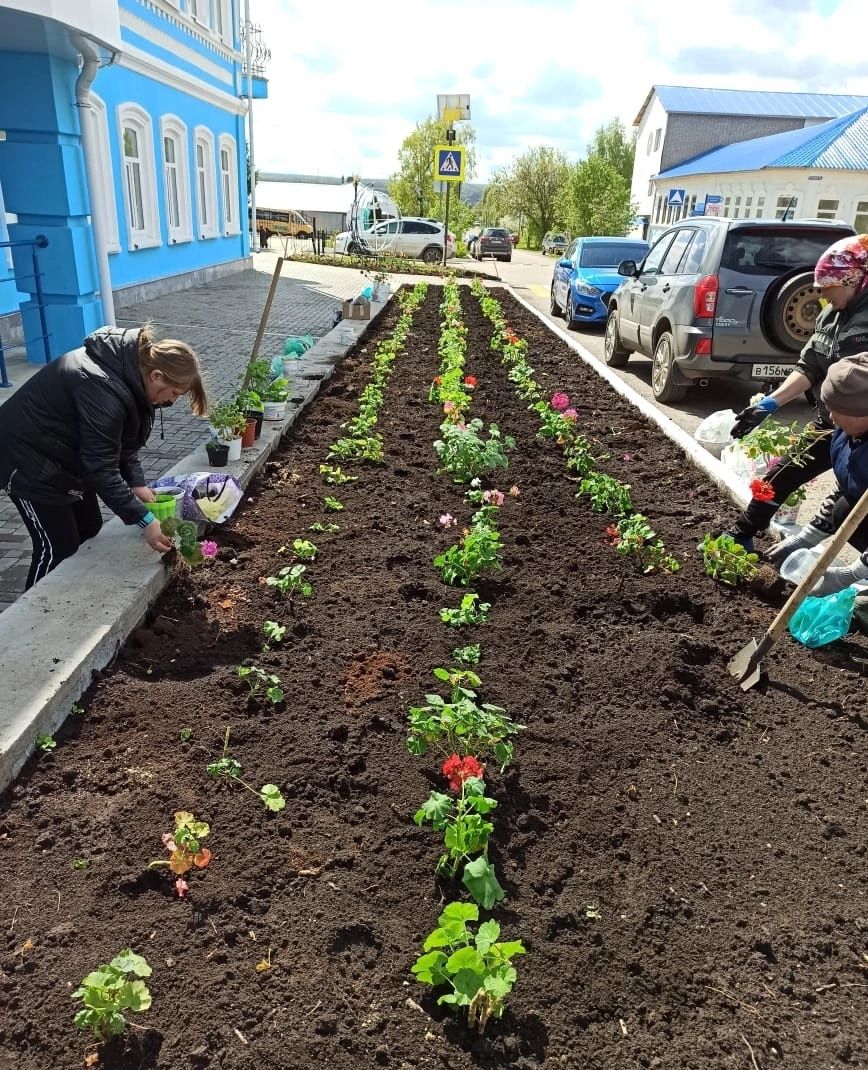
[241,417,257,448]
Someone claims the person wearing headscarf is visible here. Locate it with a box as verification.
[723,234,868,550]
[769,354,868,595]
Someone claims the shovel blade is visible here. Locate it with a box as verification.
[727,637,764,691]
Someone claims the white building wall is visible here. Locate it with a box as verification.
[631,95,668,217]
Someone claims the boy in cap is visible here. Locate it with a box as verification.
[769,353,868,595]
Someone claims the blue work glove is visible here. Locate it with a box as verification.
[811,556,868,597]
[731,396,779,439]
[767,523,826,565]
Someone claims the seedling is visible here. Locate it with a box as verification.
[319,463,357,485]
[439,593,491,628]
[148,811,212,896]
[206,727,286,812]
[160,517,204,566]
[411,903,525,1033]
[70,703,85,717]
[610,514,680,575]
[237,665,284,704]
[323,496,344,512]
[699,533,759,586]
[452,644,481,665]
[36,733,56,753]
[72,859,89,870]
[179,727,193,742]
[435,518,502,587]
[577,473,633,517]
[265,564,312,599]
[291,538,318,561]
[309,521,340,533]
[433,419,514,483]
[262,620,287,650]
[72,950,153,1040]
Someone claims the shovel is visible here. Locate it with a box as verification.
[728,484,868,690]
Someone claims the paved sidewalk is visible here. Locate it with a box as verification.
[0,255,370,610]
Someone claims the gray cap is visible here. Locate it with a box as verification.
[821,354,868,416]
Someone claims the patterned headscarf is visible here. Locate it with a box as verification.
[814,234,868,288]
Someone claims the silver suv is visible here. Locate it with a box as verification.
[603,218,856,404]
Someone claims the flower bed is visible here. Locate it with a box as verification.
[1,286,865,1070]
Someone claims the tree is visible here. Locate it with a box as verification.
[500,146,569,247]
[560,156,635,238]
[586,119,636,186]
[388,118,476,219]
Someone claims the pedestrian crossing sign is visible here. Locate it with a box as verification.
[434,145,465,182]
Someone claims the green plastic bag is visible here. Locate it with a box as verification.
[283,334,314,356]
[788,587,857,648]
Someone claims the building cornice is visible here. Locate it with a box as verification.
[130,0,241,63]
[120,8,233,86]
[118,42,247,115]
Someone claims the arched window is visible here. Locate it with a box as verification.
[160,116,193,244]
[117,103,160,249]
[194,127,218,239]
[218,134,240,235]
[89,95,120,253]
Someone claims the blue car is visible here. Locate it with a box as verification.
[551,236,650,327]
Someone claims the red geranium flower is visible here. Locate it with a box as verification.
[604,524,621,546]
[749,478,776,502]
[464,375,478,388]
[432,375,442,386]
[441,754,485,792]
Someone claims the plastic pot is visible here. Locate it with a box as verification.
[263,400,286,421]
[150,490,183,521]
[227,437,242,462]
[247,409,264,439]
[241,417,257,448]
[206,442,230,467]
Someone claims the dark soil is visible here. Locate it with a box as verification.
[1,286,866,1070]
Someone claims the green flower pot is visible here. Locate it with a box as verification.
[150,491,182,521]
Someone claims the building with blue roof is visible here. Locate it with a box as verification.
[0,0,269,366]
[630,85,868,237]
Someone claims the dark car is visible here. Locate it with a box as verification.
[550,236,650,327]
[603,217,856,404]
[474,227,512,262]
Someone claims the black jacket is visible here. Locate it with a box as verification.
[0,327,153,524]
[796,287,868,425]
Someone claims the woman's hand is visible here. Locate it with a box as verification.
[132,486,157,503]
[143,519,174,553]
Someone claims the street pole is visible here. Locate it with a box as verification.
[442,181,451,267]
[244,0,256,252]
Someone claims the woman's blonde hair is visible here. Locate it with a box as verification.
[139,324,209,417]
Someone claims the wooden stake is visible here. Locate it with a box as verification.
[242,256,284,390]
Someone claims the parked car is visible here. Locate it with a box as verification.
[474,227,512,262]
[542,232,568,256]
[550,236,650,327]
[603,217,857,404]
[334,217,455,263]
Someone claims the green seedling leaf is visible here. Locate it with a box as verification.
[260,784,286,812]
[462,856,505,910]
[36,733,56,753]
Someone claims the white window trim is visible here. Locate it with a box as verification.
[218,133,240,235]
[160,115,193,244]
[194,125,218,239]
[117,103,161,251]
[213,0,232,45]
[89,95,120,254]
[188,0,211,30]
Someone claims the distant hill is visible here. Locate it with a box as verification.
[259,172,486,207]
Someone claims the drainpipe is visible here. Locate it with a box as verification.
[73,34,117,326]
[244,0,256,253]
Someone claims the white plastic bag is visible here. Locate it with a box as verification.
[721,441,770,483]
[694,409,736,458]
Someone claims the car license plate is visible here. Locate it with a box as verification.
[751,363,792,380]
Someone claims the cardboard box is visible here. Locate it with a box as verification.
[342,298,371,321]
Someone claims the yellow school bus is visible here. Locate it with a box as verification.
[251,207,313,240]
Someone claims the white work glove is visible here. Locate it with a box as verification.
[766,523,826,565]
[811,555,868,597]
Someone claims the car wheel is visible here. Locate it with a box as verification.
[565,292,576,329]
[651,331,688,404]
[603,311,630,367]
[422,246,442,264]
[503,256,512,263]
[550,283,562,317]
[765,270,822,353]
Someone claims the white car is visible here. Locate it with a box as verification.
[334,217,455,263]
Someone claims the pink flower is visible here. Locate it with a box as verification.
[622,453,634,462]
[508,485,520,498]
[563,408,578,421]
[443,400,457,414]
[200,539,219,559]
[439,513,456,527]
[482,490,505,506]
[175,878,189,899]
[550,392,569,411]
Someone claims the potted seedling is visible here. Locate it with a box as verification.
[205,436,230,467]
[210,400,247,461]
[237,387,264,440]
[263,376,289,420]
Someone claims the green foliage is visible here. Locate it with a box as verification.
[586,118,636,185]
[411,903,525,1033]
[496,146,570,246]
[309,521,340,533]
[414,776,498,885]
[319,463,357,485]
[206,727,286,811]
[291,538,317,561]
[262,620,286,648]
[387,117,476,219]
[612,514,680,575]
[36,732,56,753]
[561,155,634,238]
[179,727,193,742]
[740,419,827,467]
[435,515,502,586]
[323,496,344,512]
[440,593,491,628]
[433,419,514,483]
[700,533,759,586]
[237,665,284,704]
[72,950,153,1041]
[577,473,633,516]
[452,644,481,665]
[160,517,204,566]
[265,564,312,599]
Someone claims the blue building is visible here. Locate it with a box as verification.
[0,0,267,363]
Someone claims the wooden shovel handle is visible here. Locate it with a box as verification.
[765,484,868,643]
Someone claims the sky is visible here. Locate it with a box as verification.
[249,0,868,185]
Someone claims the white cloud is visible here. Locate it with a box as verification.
[248,0,868,183]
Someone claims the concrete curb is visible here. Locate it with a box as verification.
[498,283,752,511]
[0,300,387,792]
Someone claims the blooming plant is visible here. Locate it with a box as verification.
[550,392,569,411]
[319,463,357,485]
[433,419,514,483]
[206,727,286,811]
[611,515,680,575]
[749,478,776,502]
[411,903,525,1034]
[160,517,209,566]
[236,665,284,704]
[406,667,523,768]
[265,563,312,599]
[699,533,759,586]
[434,516,502,587]
[148,811,212,897]
[741,419,829,468]
[200,539,219,559]
[72,951,153,1040]
[578,473,633,517]
[440,593,491,627]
